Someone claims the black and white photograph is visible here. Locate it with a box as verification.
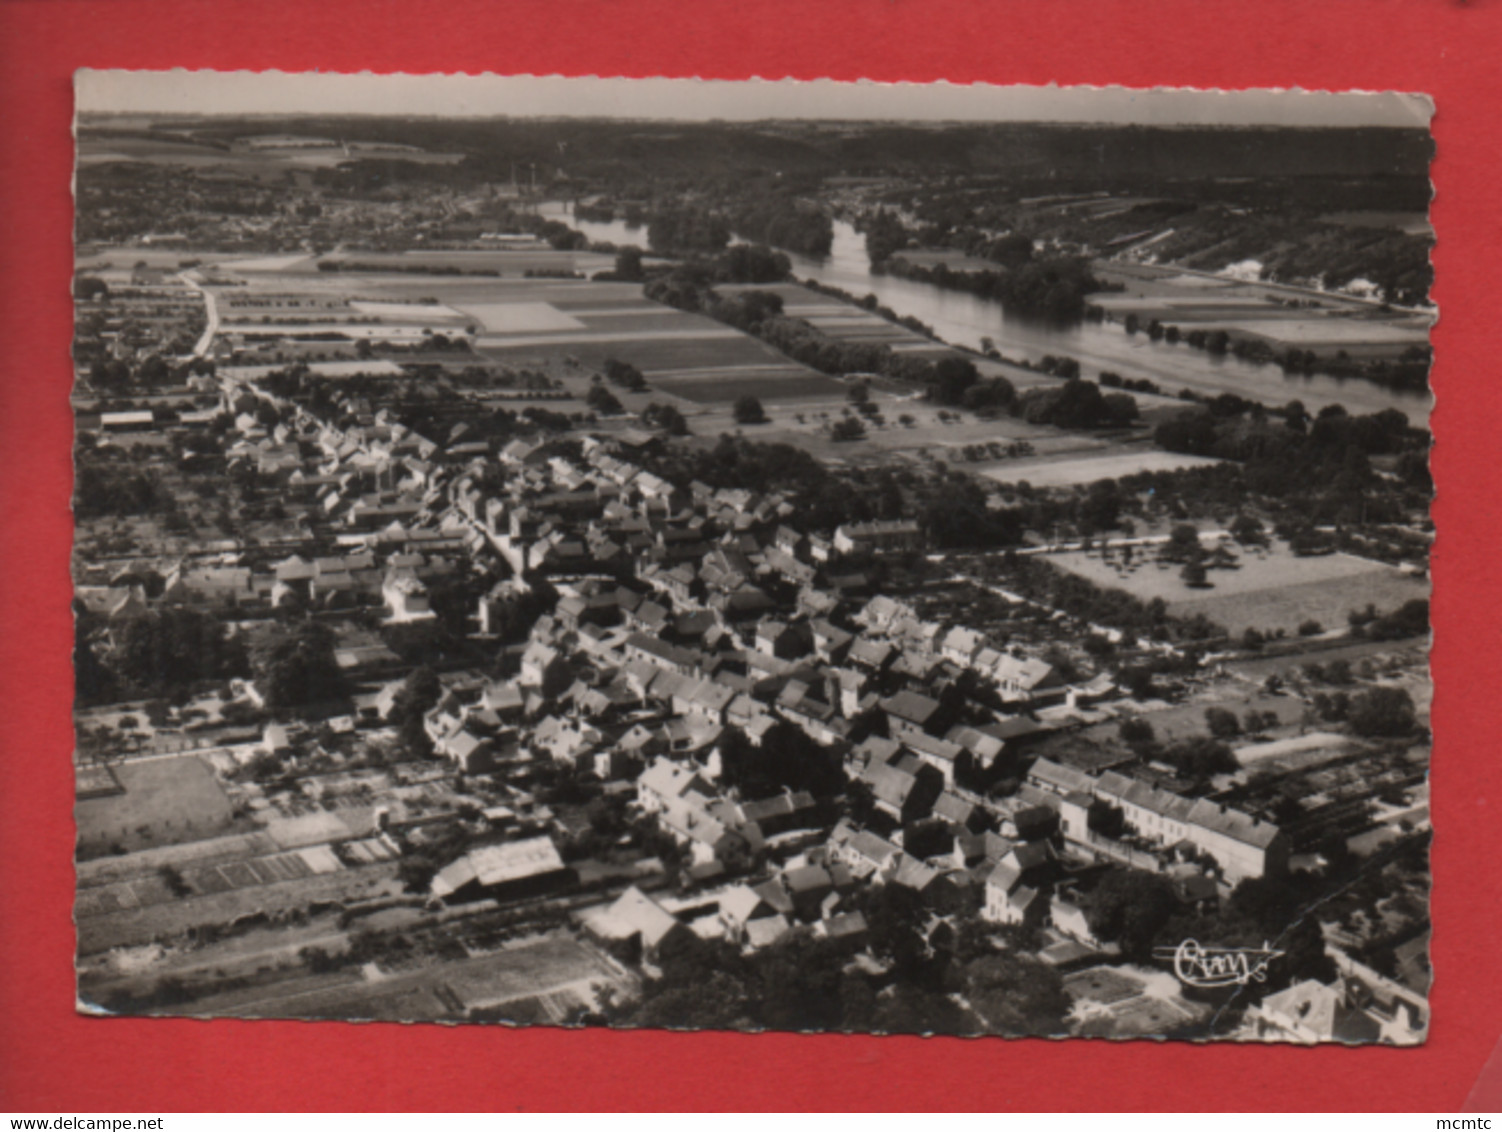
[71,71,1433,1043]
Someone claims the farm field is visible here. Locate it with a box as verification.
[203,268,852,405]
[978,447,1222,488]
[1233,318,1432,351]
[316,249,615,275]
[1091,260,1432,360]
[221,254,318,273]
[653,369,846,403]
[77,135,466,169]
[74,755,240,856]
[481,327,802,380]
[1047,540,1429,636]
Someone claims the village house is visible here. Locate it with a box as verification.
[992,654,1068,706]
[863,759,944,825]
[880,689,950,741]
[940,625,989,668]
[1245,979,1385,1044]
[827,820,903,882]
[901,731,968,788]
[382,571,434,622]
[583,886,695,963]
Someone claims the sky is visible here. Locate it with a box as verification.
[75,71,1434,129]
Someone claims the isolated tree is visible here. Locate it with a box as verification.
[1167,524,1202,557]
[614,246,645,282]
[1204,707,1242,739]
[1230,512,1267,546]
[585,382,624,415]
[389,665,442,757]
[732,395,767,425]
[830,416,867,441]
[641,401,689,436]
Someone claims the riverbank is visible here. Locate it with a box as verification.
[544,201,1431,422]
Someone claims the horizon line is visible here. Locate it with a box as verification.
[74,72,1435,130]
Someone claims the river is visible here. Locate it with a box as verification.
[539,203,1431,422]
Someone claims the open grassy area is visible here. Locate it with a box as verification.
[481,329,800,381]
[316,249,614,275]
[1172,572,1429,639]
[979,447,1223,488]
[1048,539,1430,637]
[654,371,847,403]
[1082,693,1308,746]
[75,755,240,856]
[441,935,622,1011]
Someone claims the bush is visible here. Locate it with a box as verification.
[733,395,767,425]
[1204,707,1241,739]
[830,417,866,442]
[603,358,648,392]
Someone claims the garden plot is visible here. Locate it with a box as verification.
[75,860,404,955]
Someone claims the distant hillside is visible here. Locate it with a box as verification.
[78,114,1433,186]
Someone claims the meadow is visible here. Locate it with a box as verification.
[75,755,241,857]
[979,448,1223,488]
[1047,540,1430,636]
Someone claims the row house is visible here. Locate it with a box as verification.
[832,519,922,558]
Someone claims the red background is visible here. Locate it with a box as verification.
[1,0,1497,1112]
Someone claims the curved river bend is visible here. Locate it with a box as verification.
[541,204,1430,422]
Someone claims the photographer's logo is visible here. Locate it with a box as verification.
[1153,939,1284,988]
